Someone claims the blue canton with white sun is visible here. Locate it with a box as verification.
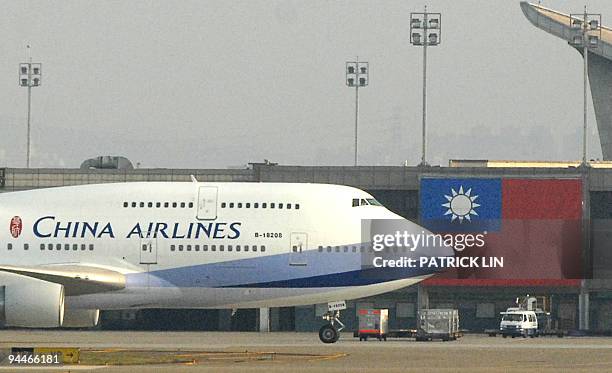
[420,178,502,233]
[442,186,480,223]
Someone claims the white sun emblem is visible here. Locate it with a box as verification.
[442,186,480,223]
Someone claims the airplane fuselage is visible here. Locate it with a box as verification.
[0,182,441,311]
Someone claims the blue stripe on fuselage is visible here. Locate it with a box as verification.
[126,247,444,288]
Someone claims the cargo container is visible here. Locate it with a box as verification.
[416,309,460,341]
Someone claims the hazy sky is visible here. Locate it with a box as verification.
[2,0,612,169]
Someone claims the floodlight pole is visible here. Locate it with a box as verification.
[19,45,41,169]
[354,78,359,167]
[345,58,368,166]
[570,7,600,166]
[583,6,588,166]
[410,6,440,167]
[421,7,428,167]
[26,55,32,169]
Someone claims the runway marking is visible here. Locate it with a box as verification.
[76,349,349,366]
[308,352,348,362]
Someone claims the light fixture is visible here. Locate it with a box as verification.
[428,33,438,45]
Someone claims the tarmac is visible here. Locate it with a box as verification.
[1,330,612,372]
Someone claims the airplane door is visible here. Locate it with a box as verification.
[289,232,308,266]
[197,186,218,220]
[140,236,158,264]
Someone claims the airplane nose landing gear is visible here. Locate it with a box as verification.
[318,301,346,344]
[319,323,339,343]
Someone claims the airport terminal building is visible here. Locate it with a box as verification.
[2,161,612,333]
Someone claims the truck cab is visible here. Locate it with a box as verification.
[499,309,538,338]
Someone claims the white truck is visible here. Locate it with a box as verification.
[499,307,538,338]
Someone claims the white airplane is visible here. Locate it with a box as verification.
[0,182,452,343]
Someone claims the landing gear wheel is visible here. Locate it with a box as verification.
[319,324,339,344]
[318,304,345,344]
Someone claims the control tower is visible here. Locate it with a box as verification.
[521,2,612,159]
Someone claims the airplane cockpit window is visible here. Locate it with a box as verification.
[352,197,382,207]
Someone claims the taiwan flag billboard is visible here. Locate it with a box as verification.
[419,178,583,285]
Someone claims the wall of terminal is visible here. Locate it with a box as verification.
[2,165,602,192]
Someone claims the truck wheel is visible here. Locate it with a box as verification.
[502,334,507,339]
[319,324,339,344]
